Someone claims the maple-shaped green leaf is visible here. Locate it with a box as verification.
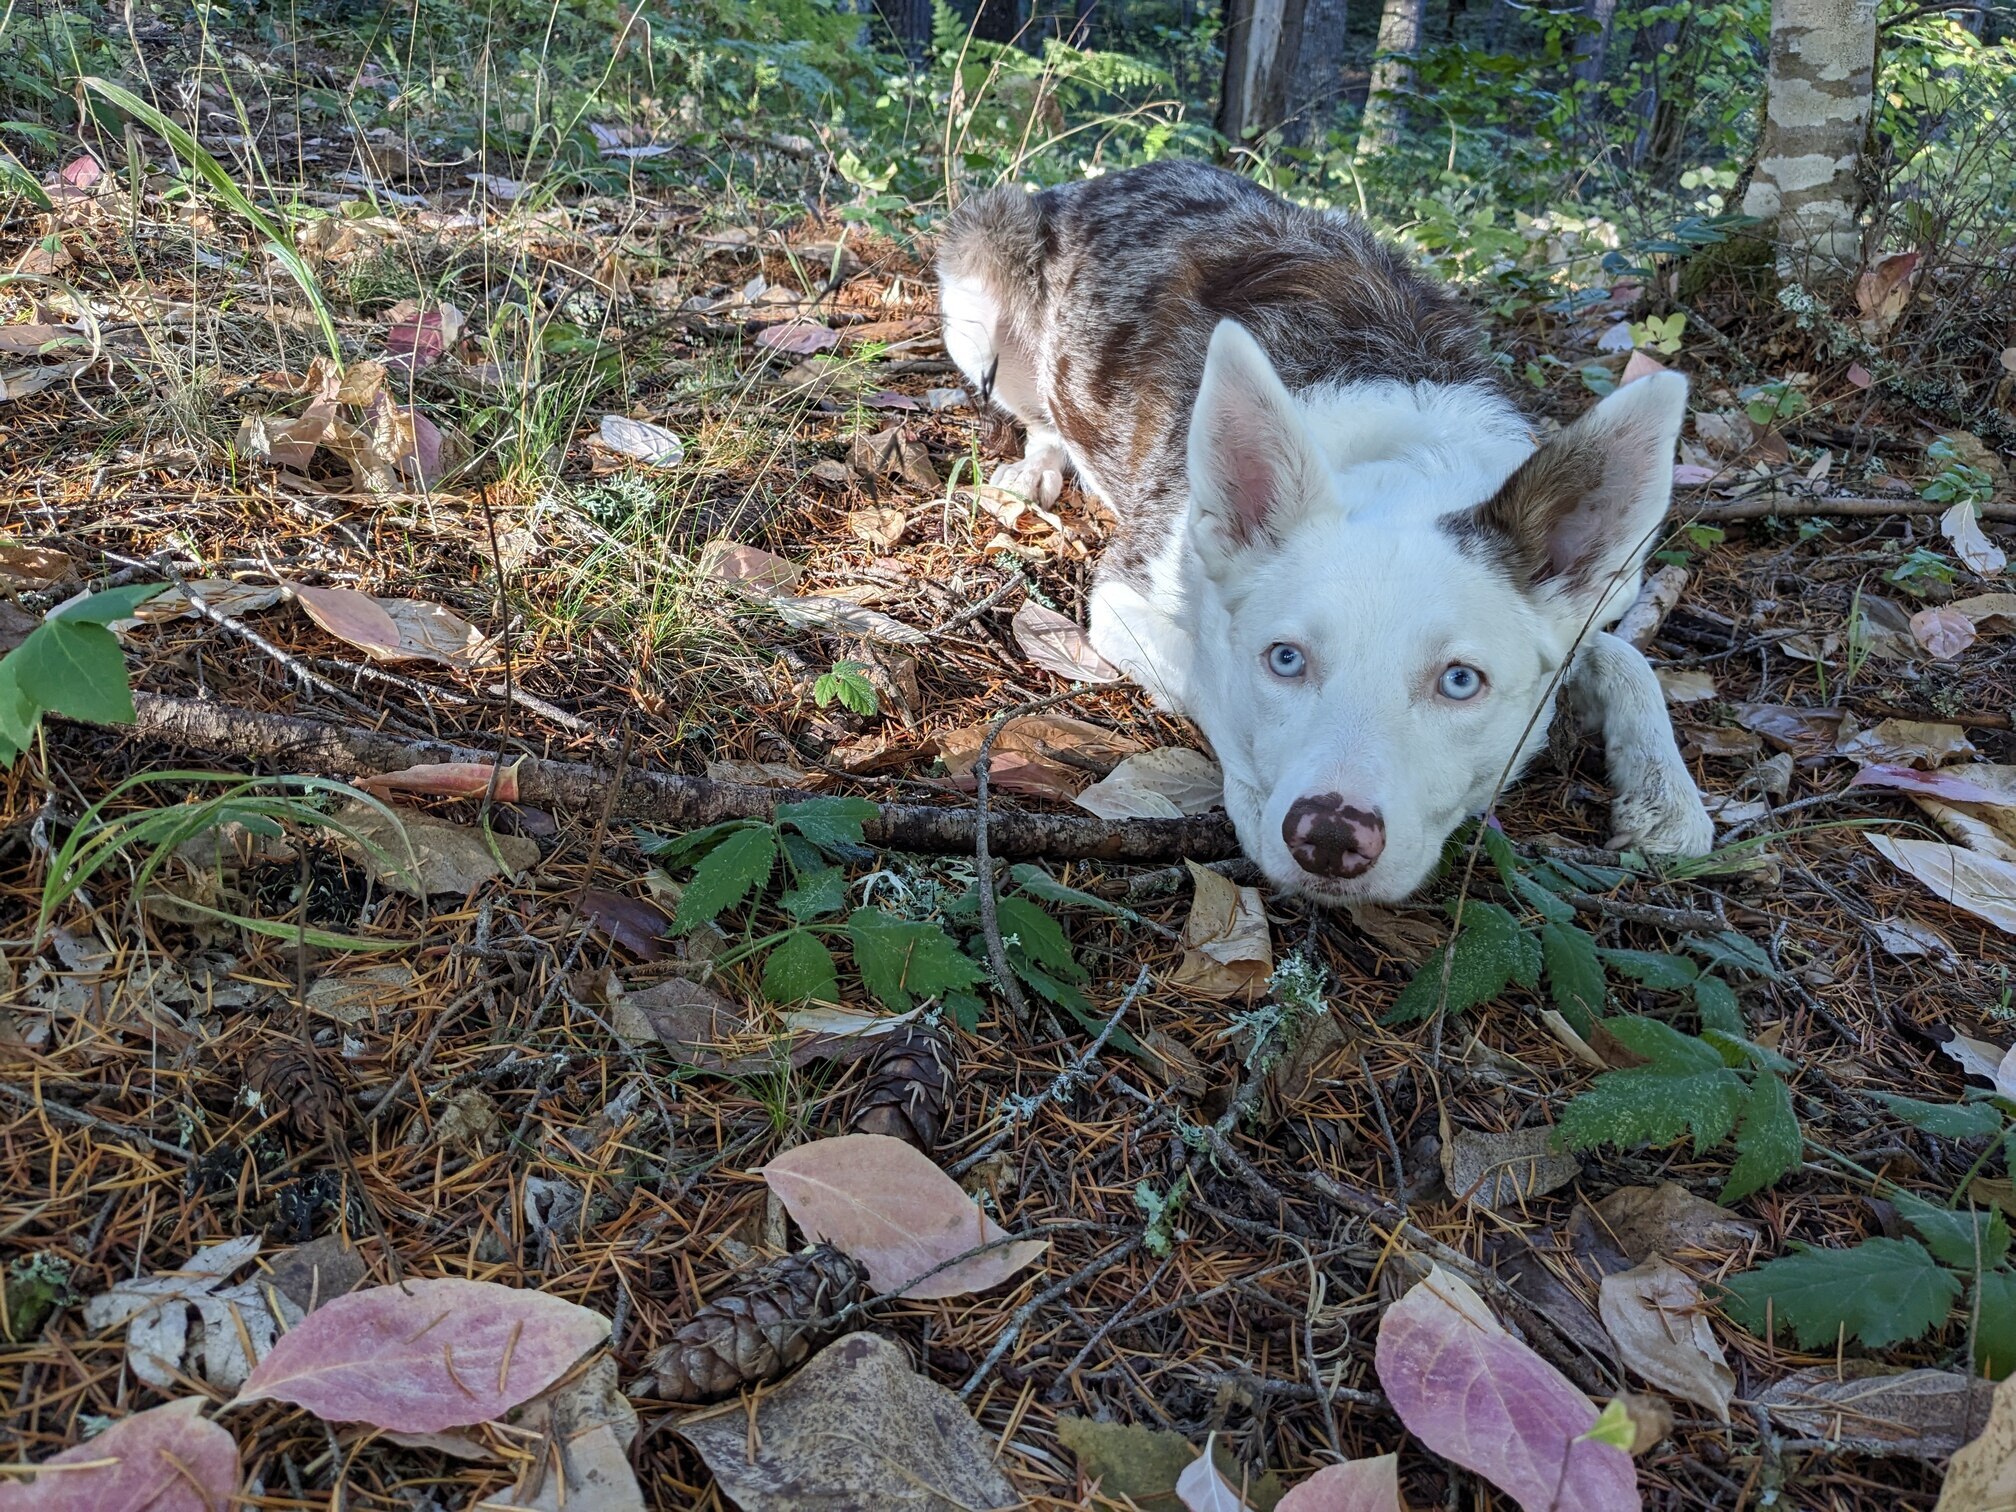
[846,907,984,1012]
[1891,1190,2011,1272]
[1975,1268,2016,1380]
[1558,1017,1747,1155]
[1541,919,1605,1033]
[673,825,776,932]
[761,929,839,1003]
[1722,1072,1802,1201]
[1879,1094,2003,1141]
[1721,1237,1961,1350]
[1692,974,1744,1037]
[1385,902,1533,1022]
[776,797,878,854]
[780,866,849,922]
[1599,949,1698,989]
[995,896,1085,983]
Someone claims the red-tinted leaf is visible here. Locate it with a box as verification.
[863,390,921,410]
[1847,362,1874,389]
[579,889,669,960]
[1849,764,2007,806]
[1277,1456,1404,1512]
[1620,350,1668,386]
[1912,606,1977,661]
[384,303,464,369]
[234,1277,609,1432]
[763,1133,1048,1300]
[0,1397,238,1512]
[359,760,522,802]
[756,320,840,356]
[293,584,403,659]
[1671,463,1716,488]
[59,155,104,189]
[698,540,801,595]
[1374,1264,1638,1512]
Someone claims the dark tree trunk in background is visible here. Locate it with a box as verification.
[877,0,934,63]
[1357,0,1424,155]
[1219,0,1348,145]
[1572,0,1618,84]
[1483,0,1516,50]
[1628,16,1685,173]
[1284,0,1349,143]
[969,0,1025,43]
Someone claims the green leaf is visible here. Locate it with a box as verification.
[780,832,827,877]
[0,146,52,211]
[1385,902,1532,1023]
[1600,1015,1725,1069]
[995,896,1085,983]
[1599,948,1699,988]
[1541,919,1605,1033]
[1009,863,1145,925]
[1721,1237,1962,1350]
[780,866,849,922]
[6,620,136,726]
[943,990,984,1033]
[1722,1073,1802,1202]
[641,818,760,869]
[51,583,170,625]
[1878,1094,2004,1141]
[1559,1019,1746,1155]
[777,796,878,853]
[1683,930,1780,980]
[847,907,985,1012]
[761,930,839,1003]
[1692,974,1744,1036]
[1975,1268,2016,1380]
[673,826,776,932]
[1891,1191,2011,1272]
[0,656,37,752]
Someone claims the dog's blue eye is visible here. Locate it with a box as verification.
[1439,664,1485,701]
[1266,643,1306,679]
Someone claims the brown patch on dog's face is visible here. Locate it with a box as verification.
[1449,436,1607,592]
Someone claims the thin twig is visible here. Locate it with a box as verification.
[959,1233,1147,1399]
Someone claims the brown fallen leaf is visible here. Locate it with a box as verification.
[292,585,497,668]
[1654,668,1718,704]
[1868,833,2016,935]
[0,542,75,589]
[846,427,941,494]
[578,890,670,960]
[333,801,540,898]
[755,319,839,356]
[698,539,801,595]
[1735,703,1847,754]
[1075,748,1224,821]
[1012,600,1123,683]
[1912,604,1978,660]
[1440,1123,1581,1211]
[1835,718,1977,769]
[1951,592,2016,633]
[1172,860,1272,1001]
[0,324,84,355]
[703,759,825,789]
[1580,1183,1761,1265]
[1597,1257,1734,1422]
[1855,250,1919,337]
[847,507,906,549]
[1762,1367,1991,1461]
[1936,1366,2016,1510]
[677,1335,1018,1512]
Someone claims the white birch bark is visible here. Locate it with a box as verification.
[1357,0,1425,157]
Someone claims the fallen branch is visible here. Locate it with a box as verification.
[1681,494,2016,523]
[75,694,1241,863]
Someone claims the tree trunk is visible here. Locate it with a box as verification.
[1627,16,1681,165]
[1740,0,1879,275]
[1572,0,1618,85]
[877,0,935,64]
[1357,0,1425,156]
[969,0,1025,44]
[1283,0,1349,143]
[1217,0,1287,142]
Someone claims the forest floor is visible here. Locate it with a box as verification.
[4,52,2016,1512]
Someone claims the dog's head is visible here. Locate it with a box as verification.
[1179,321,1688,902]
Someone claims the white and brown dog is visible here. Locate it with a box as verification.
[937,160,1712,903]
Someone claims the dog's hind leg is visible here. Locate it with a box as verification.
[1566,632,1715,856]
[936,188,1073,507]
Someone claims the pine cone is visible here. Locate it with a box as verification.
[245,1043,348,1142]
[650,1244,866,1402]
[849,1025,953,1151]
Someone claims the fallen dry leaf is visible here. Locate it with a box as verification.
[1952,593,2016,632]
[1868,832,2016,936]
[358,759,522,802]
[938,714,1143,802]
[1441,1123,1580,1211]
[334,801,541,898]
[598,414,683,467]
[1654,667,1718,703]
[847,427,941,493]
[1762,1367,1991,1460]
[1938,1365,2016,1510]
[1375,1264,1637,1512]
[1937,1031,2011,1087]
[772,594,928,645]
[1177,1437,1253,1512]
[1277,1456,1404,1512]
[1911,605,1977,660]
[677,1334,1017,1512]
[82,1234,282,1393]
[1943,503,2007,577]
[383,301,465,369]
[1012,601,1123,683]
[847,507,906,549]
[0,1397,239,1512]
[699,539,801,595]
[1075,747,1224,820]
[292,585,496,667]
[0,542,73,589]
[762,1133,1047,1299]
[266,1235,368,1315]
[1855,250,1919,336]
[577,890,670,960]
[1736,703,1846,754]
[1835,718,1976,769]
[234,1277,610,1433]
[1597,1257,1734,1422]
[703,759,822,789]
[1171,860,1272,1001]
[755,319,839,355]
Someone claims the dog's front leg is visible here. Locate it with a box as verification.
[1566,632,1715,856]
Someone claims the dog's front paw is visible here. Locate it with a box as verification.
[992,447,1068,508]
[1609,771,1715,857]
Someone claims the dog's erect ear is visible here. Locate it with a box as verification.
[1457,371,1688,625]
[1187,321,1331,577]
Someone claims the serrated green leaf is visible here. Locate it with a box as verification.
[1385,902,1532,1022]
[780,832,827,877]
[1536,855,1637,891]
[944,990,984,1032]
[1018,960,1143,1054]
[1601,1015,1726,1070]
[1541,919,1605,1033]
[640,817,761,869]
[1892,1190,2011,1272]
[1975,1268,2016,1379]
[1599,948,1699,988]
[51,583,170,625]
[1692,974,1744,1036]
[673,826,776,931]
[1703,1029,1796,1075]
[6,620,136,727]
[780,866,849,921]
[995,896,1085,982]
[1721,1237,1962,1350]
[1722,1072,1802,1201]
[1009,863,1145,925]
[1560,1063,1748,1155]
[847,907,984,1012]
[1878,1094,2004,1141]
[1510,869,1577,924]
[761,929,839,1003]
[1683,930,1780,980]
[777,796,878,853]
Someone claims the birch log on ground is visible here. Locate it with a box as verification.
[72,694,1242,864]
[1357,0,1425,156]
[1740,0,1879,275]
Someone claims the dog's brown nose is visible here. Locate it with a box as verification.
[1283,795,1386,879]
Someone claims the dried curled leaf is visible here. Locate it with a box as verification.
[648,1244,866,1403]
[1597,1257,1734,1423]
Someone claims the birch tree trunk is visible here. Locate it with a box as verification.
[1572,0,1619,85]
[1739,0,1879,275]
[1357,0,1425,157]
[1218,0,1291,142]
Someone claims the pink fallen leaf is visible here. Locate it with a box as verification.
[404,409,446,486]
[1849,764,2007,807]
[233,1277,610,1432]
[1846,362,1874,389]
[1595,322,1636,353]
[1671,463,1716,488]
[358,760,523,802]
[384,302,465,369]
[1620,350,1668,386]
[578,889,670,960]
[1374,1264,1638,1512]
[1177,1438,1252,1512]
[1012,601,1122,683]
[756,320,840,356]
[0,1398,238,1512]
[863,390,921,411]
[59,154,104,189]
[762,1133,1048,1300]
[293,584,403,659]
[1277,1456,1404,1512]
[699,539,800,595]
[1912,606,1977,660]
